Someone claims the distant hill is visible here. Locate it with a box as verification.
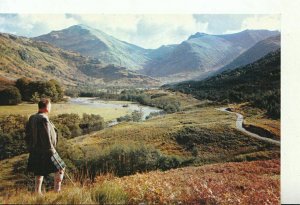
[213,35,281,75]
[143,30,280,79]
[165,49,280,118]
[34,25,150,71]
[0,32,159,88]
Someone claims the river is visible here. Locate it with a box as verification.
[68,97,163,126]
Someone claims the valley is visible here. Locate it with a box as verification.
[0,22,281,204]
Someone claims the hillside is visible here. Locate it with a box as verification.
[34,25,150,71]
[214,35,281,75]
[1,159,279,204]
[0,90,280,203]
[0,32,159,88]
[167,50,280,118]
[143,29,279,79]
[0,76,14,90]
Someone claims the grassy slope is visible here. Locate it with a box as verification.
[0,33,159,88]
[0,154,29,191]
[73,105,279,162]
[70,90,279,163]
[0,90,280,203]
[0,33,89,87]
[111,159,280,204]
[1,159,279,204]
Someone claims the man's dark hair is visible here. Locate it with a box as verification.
[38,98,51,109]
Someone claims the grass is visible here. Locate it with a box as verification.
[0,154,29,191]
[1,159,279,204]
[72,105,279,165]
[0,101,131,122]
[112,159,280,204]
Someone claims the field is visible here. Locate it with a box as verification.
[0,101,131,121]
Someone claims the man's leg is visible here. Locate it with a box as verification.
[54,169,64,192]
[35,176,44,195]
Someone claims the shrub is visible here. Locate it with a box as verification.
[0,86,22,105]
[51,113,105,139]
[0,114,27,159]
[76,144,192,180]
[117,110,143,122]
[80,113,105,134]
[91,181,128,204]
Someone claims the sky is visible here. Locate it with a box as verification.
[0,14,280,49]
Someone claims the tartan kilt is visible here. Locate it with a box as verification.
[27,150,66,176]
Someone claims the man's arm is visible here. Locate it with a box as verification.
[40,117,56,155]
[25,119,31,151]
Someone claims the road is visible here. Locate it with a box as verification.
[217,108,280,146]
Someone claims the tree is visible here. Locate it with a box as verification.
[15,77,31,101]
[49,79,64,102]
[27,80,64,102]
[0,87,22,105]
[31,92,40,103]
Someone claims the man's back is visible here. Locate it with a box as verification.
[25,112,57,154]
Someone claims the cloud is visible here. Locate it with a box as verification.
[64,14,208,48]
[130,15,208,48]
[0,14,280,48]
[241,14,281,31]
[193,14,280,34]
[193,14,252,34]
[0,14,77,37]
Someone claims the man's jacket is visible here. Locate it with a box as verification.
[25,112,58,154]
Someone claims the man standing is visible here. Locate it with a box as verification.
[25,98,65,195]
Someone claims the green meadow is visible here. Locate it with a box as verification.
[0,101,131,121]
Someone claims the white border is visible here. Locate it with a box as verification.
[1,0,300,204]
[0,0,281,13]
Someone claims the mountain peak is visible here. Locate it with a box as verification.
[188,32,208,40]
[65,24,104,34]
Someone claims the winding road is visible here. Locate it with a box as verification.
[217,108,280,146]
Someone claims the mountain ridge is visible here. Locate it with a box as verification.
[143,29,279,79]
[0,32,159,88]
[165,49,281,118]
[34,25,280,83]
[34,25,150,71]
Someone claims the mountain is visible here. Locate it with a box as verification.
[143,30,280,79]
[213,35,281,75]
[0,32,159,88]
[165,49,280,118]
[34,25,280,83]
[34,25,150,71]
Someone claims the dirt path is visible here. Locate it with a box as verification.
[217,108,280,146]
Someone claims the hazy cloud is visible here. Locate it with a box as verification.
[0,14,280,48]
